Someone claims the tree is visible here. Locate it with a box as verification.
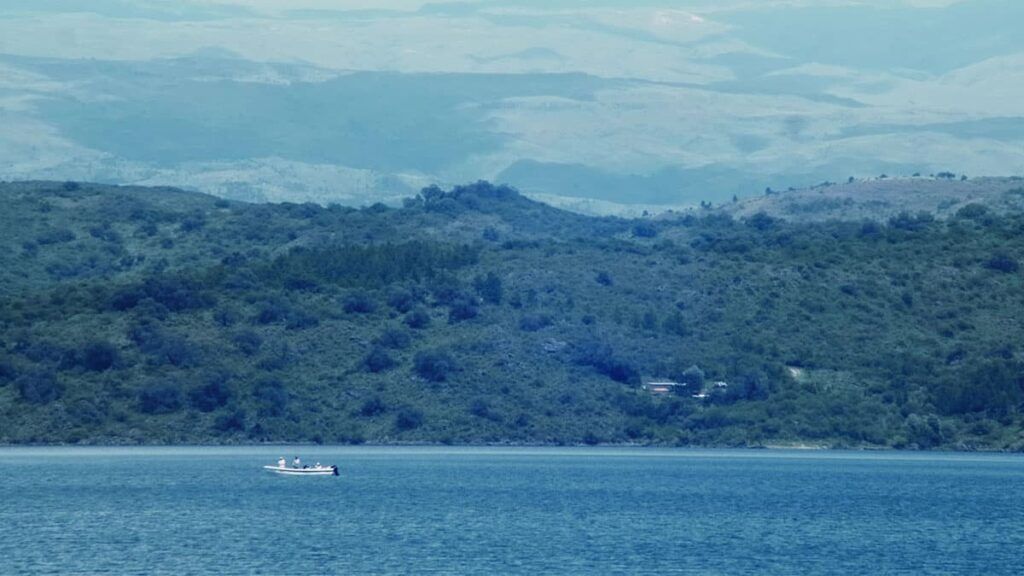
[905,414,942,448]
[680,365,705,389]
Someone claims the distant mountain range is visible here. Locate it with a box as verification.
[2,1,1023,210]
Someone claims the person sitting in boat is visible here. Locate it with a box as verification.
[315,461,321,469]
[292,456,301,468]
[277,456,286,468]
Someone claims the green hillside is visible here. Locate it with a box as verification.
[1,180,1022,450]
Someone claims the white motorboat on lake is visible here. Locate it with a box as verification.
[264,464,339,476]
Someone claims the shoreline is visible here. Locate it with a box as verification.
[0,440,1017,454]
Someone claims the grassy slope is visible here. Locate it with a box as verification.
[0,180,1022,449]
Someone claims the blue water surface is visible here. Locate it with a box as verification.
[0,447,1022,575]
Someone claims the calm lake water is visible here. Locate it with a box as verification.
[1,447,1022,575]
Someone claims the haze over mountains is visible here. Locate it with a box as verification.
[1,0,1023,212]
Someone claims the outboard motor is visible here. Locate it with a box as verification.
[332,465,339,476]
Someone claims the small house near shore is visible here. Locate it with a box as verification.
[642,380,685,395]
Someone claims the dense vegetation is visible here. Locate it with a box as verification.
[1,180,1023,450]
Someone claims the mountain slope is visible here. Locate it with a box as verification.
[1,180,1022,449]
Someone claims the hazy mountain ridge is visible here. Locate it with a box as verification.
[1,180,1023,449]
[2,1,1022,208]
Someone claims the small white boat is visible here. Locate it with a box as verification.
[263,465,338,476]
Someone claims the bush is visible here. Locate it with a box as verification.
[81,341,119,372]
[986,253,1019,273]
[404,307,432,329]
[447,294,479,323]
[253,378,288,417]
[519,314,553,332]
[138,382,183,414]
[128,319,197,364]
[387,288,419,313]
[141,275,215,312]
[414,349,458,382]
[36,228,76,245]
[888,211,934,232]
[343,292,377,314]
[152,334,201,368]
[375,327,411,350]
[632,222,658,238]
[745,212,776,231]
[253,298,291,325]
[359,397,387,417]
[395,407,424,431]
[179,211,207,232]
[574,339,640,385]
[89,225,123,244]
[231,330,263,356]
[214,407,246,432]
[256,341,292,371]
[429,274,465,306]
[363,345,396,373]
[0,358,15,385]
[15,370,63,404]
[285,309,320,330]
[662,311,688,337]
[473,272,503,305]
[469,398,500,421]
[188,373,233,412]
[214,306,241,327]
[955,203,989,220]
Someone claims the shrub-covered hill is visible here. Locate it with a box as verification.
[714,175,1024,223]
[1,180,1023,449]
